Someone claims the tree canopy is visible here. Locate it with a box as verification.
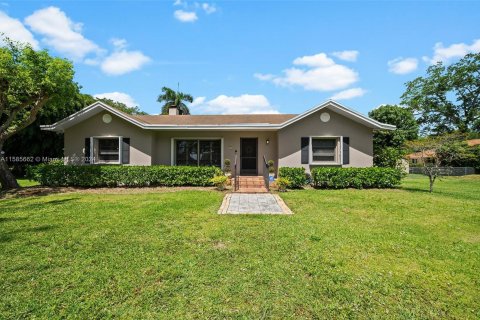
[369,104,419,148]
[368,104,419,167]
[401,52,480,135]
[91,96,148,115]
[157,86,193,115]
[0,38,77,189]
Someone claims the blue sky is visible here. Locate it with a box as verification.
[1,0,479,115]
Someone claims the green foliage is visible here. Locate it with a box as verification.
[401,52,480,134]
[0,37,78,189]
[27,164,222,187]
[223,159,231,173]
[311,167,403,189]
[274,177,290,192]
[210,175,228,190]
[267,159,275,174]
[374,147,405,168]
[278,167,306,188]
[368,104,418,167]
[93,97,148,115]
[157,86,193,115]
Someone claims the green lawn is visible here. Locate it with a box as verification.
[16,179,40,188]
[1,175,479,319]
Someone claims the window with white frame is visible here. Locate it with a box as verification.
[96,137,120,163]
[311,137,339,163]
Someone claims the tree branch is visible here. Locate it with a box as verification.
[0,96,49,142]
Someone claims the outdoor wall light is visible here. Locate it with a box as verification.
[266,138,270,145]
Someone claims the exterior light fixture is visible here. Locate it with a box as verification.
[266,138,270,145]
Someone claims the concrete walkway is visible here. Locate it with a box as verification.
[218,193,292,214]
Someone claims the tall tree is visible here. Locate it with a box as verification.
[3,93,90,169]
[0,38,77,189]
[369,104,419,167]
[401,52,480,135]
[157,86,193,115]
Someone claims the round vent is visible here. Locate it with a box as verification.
[102,114,112,124]
[320,112,330,122]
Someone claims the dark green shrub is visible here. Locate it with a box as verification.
[311,167,403,189]
[27,163,222,187]
[278,167,307,188]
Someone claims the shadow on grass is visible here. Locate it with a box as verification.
[401,186,480,201]
[0,224,56,243]
[0,197,80,214]
[0,216,28,223]
[0,186,74,200]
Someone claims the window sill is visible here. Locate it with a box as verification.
[310,162,342,166]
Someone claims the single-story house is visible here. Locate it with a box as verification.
[405,139,480,165]
[41,100,395,175]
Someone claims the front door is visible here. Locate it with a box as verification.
[240,138,258,175]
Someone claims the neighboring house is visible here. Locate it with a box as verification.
[41,100,395,175]
[405,139,480,165]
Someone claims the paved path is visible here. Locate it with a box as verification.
[218,193,292,214]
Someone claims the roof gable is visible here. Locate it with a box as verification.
[278,100,396,130]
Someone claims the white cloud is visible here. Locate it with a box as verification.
[24,6,101,60]
[253,73,275,81]
[330,88,366,100]
[190,96,206,107]
[101,51,150,76]
[202,3,217,14]
[190,94,279,114]
[99,38,150,75]
[174,10,198,22]
[388,57,418,74]
[423,39,480,64]
[293,53,335,67]
[0,11,39,48]
[94,92,139,108]
[173,0,184,5]
[332,50,359,62]
[256,52,359,91]
[110,38,127,50]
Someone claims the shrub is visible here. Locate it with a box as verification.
[311,167,403,189]
[278,167,306,188]
[275,177,290,192]
[210,175,228,190]
[27,163,222,187]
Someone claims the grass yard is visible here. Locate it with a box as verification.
[1,175,479,319]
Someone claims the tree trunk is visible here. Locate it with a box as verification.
[429,175,435,193]
[0,142,19,190]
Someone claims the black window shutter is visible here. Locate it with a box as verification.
[122,138,130,164]
[84,138,90,164]
[343,137,350,165]
[301,137,309,164]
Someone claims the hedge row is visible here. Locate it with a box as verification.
[278,167,307,188]
[311,167,403,189]
[27,164,222,187]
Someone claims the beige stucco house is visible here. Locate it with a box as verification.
[41,100,395,175]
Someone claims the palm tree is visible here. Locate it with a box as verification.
[157,86,193,115]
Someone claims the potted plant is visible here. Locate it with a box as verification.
[267,159,275,181]
[223,159,231,178]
